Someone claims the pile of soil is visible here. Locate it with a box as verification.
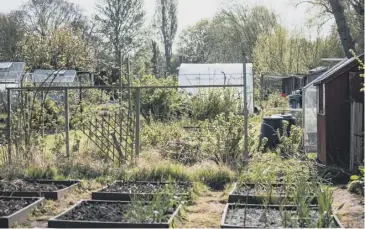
[0,198,37,216]
[233,184,290,196]
[0,180,67,192]
[224,207,339,228]
[102,182,190,194]
[58,201,174,223]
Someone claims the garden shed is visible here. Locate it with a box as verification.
[263,75,305,97]
[313,53,364,170]
[178,63,254,115]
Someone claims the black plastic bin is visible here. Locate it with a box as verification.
[259,115,283,149]
[279,113,296,137]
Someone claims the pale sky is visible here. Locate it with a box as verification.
[0,0,333,38]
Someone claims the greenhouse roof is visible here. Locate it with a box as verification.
[0,62,26,82]
[264,74,305,79]
[32,69,77,83]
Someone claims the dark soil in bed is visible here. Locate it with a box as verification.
[58,201,175,223]
[0,180,67,192]
[233,185,291,196]
[102,182,190,194]
[224,207,339,228]
[0,198,37,217]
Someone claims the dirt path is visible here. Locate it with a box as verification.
[333,187,364,228]
[177,191,227,228]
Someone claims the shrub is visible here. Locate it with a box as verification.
[141,120,185,147]
[200,113,244,168]
[189,88,242,121]
[160,139,203,166]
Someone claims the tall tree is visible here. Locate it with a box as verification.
[296,0,363,57]
[0,11,25,61]
[178,19,212,63]
[95,0,145,83]
[155,0,178,74]
[21,0,86,36]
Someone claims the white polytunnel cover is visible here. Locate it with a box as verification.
[32,69,77,83]
[178,63,254,115]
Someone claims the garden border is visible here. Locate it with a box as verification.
[0,197,44,228]
[47,199,182,228]
[0,180,81,200]
[92,181,191,201]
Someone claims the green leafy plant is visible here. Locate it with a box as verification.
[348,166,364,195]
[194,166,235,190]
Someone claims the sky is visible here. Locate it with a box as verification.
[0,0,333,38]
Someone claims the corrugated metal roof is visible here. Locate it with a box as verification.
[264,75,305,79]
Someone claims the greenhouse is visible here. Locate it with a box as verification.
[178,63,254,115]
[302,59,347,153]
[0,62,26,91]
[31,69,77,86]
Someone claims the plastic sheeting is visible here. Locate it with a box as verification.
[178,63,254,115]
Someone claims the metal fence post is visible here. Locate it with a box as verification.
[243,52,249,164]
[135,89,140,156]
[65,88,70,158]
[7,88,11,164]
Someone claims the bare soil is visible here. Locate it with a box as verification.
[0,180,67,192]
[0,198,37,217]
[58,201,175,224]
[233,184,289,196]
[332,187,364,228]
[102,181,190,194]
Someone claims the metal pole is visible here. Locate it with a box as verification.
[41,90,45,137]
[7,88,11,164]
[243,53,249,164]
[135,89,140,156]
[65,88,70,158]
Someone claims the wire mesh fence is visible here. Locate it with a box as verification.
[0,84,248,167]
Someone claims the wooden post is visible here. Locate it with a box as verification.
[243,53,249,164]
[7,88,11,164]
[65,88,70,158]
[135,89,141,156]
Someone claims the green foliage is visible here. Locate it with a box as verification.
[121,162,192,182]
[276,121,304,156]
[134,75,187,122]
[194,166,235,190]
[26,165,58,180]
[189,88,242,121]
[141,120,185,147]
[348,165,364,195]
[316,186,334,228]
[200,113,244,167]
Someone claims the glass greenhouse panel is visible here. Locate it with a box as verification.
[32,70,77,84]
[0,62,26,83]
[303,85,318,152]
[178,63,254,115]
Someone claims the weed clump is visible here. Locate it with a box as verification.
[194,166,235,191]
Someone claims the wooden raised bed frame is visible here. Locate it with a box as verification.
[92,181,191,201]
[220,203,344,228]
[48,200,181,228]
[0,180,81,200]
[0,197,44,228]
[228,183,318,205]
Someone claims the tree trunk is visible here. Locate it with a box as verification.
[152,40,158,76]
[329,0,356,58]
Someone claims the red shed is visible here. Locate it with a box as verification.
[314,54,364,170]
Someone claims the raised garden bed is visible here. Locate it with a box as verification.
[0,197,44,228]
[0,179,80,200]
[92,181,191,201]
[48,200,181,228]
[220,204,344,228]
[228,183,317,205]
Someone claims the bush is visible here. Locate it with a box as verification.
[160,139,204,166]
[134,75,187,122]
[194,166,235,190]
[141,120,185,147]
[189,88,242,121]
[200,113,244,168]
